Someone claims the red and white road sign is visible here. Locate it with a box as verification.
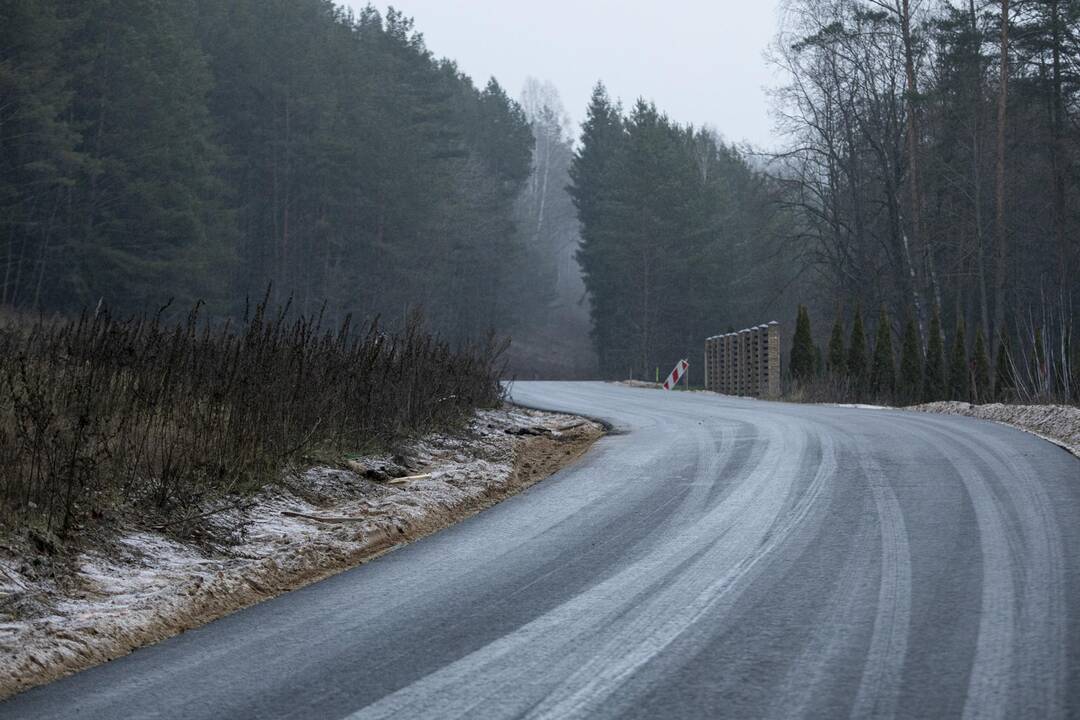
[662,359,689,390]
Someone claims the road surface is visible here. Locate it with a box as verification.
[4,381,1080,719]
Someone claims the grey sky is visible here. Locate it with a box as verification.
[342,1,786,148]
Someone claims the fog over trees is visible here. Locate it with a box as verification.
[1,0,1078,396]
[569,86,787,382]
[507,78,594,378]
[1,2,550,340]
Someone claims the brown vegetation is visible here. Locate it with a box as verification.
[0,300,506,538]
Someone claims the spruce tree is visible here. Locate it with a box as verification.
[923,306,947,402]
[869,306,896,400]
[994,327,1015,400]
[790,305,815,381]
[0,0,78,309]
[847,304,867,396]
[193,2,540,342]
[67,0,235,312]
[827,313,846,375]
[972,327,991,404]
[949,320,970,401]
[899,315,922,405]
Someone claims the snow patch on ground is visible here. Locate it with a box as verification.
[910,401,1080,458]
[0,406,602,699]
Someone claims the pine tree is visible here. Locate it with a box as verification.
[899,315,922,405]
[61,0,236,313]
[923,306,947,402]
[949,319,970,401]
[847,304,868,396]
[994,327,1015,400]
[790,305,816,381]
[0,0,80,309]
[827,313,846,375]
[972,326,991,403]
[869,306,896,399]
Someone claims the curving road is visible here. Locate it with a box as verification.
[4,381,1080,719]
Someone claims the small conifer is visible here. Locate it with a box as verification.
[949,319,970,401]
[899,314,922,404]
[972,326,991,404]
[994,327,1015,401]
[827,313,845,375]
[869,306,896,399]
[847,304,867,396]
[790,305,816,382]
[923,305,947,402]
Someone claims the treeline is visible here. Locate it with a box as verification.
[772,0,1079,402]
[786,303,1059,405]
[0,1,548,344]
[569,85,785,383]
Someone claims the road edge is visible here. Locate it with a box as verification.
[0,409,605,702]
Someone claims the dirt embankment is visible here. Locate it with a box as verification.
[0,406,603,700]
[910,402,1080,458]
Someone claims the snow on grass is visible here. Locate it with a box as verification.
[0,406,602,699]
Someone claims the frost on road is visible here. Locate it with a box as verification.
[3,383,1079,720]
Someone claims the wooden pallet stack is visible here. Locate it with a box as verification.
[704,322,780,398]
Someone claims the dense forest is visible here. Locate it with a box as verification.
[768,0,1080,401]
[4,0,1079,399]
[569,86,786,383]
[0,0,593,370]
[570,0,1080,401]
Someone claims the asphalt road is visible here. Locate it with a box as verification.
[4,381,1080,719]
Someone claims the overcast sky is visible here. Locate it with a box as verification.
[342,1,786,149]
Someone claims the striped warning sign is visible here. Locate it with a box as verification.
[662,359,689,390]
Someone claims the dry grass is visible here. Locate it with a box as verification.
[0,299,506,536]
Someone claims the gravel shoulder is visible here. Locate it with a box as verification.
[0,406,603,700]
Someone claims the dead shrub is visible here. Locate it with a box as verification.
[0,299,506,535]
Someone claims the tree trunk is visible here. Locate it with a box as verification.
[1049,0,1068,296]
[900,0,932,326]
[993,0,1009,352]
[970,0,990,341]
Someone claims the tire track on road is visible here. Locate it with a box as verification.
[345,416,831,719]
[851,451,912,720]
[6,383,1078,720]
[887,413,1068,719]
